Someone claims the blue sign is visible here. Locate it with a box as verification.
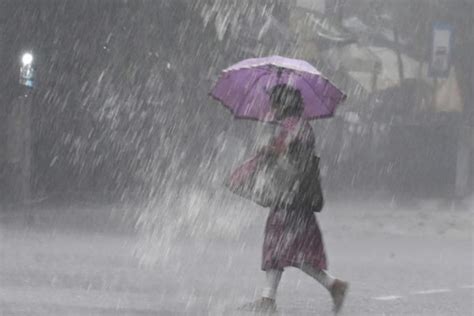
[429,22,453,78]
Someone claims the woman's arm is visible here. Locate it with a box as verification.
[258,128,288,156]
[256,131,289,165]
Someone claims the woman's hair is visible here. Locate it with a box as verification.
[270,84,304,117]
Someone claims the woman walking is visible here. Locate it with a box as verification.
[235,84,349,314]
[211,56,349,314]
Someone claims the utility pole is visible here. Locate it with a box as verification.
[6,52,35,205]
[454,2,473,201]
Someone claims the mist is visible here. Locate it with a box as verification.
[0,1,472,315]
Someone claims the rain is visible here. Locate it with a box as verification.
[0,0,472,315]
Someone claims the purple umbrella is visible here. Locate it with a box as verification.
[210,56,347,121]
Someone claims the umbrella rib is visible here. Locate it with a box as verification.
[236,68,271,116]
[299,74,338,116]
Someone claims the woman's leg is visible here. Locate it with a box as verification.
[300,263,349,313]
[238,269,282,312]
[300,263,335,290]
[262,269,283,300]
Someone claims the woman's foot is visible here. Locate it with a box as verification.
[238,297,277,313]
[330,279,349,314]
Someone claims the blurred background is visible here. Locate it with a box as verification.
[0,0,472,208]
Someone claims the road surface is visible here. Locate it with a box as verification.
[1,199,472,315]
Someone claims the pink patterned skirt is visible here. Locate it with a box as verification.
[262,208,327,271]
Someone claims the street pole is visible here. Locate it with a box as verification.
[6,52,35,205]
[455,122,470,199]
[454,5,473,201]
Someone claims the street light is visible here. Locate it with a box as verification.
[19,52,35,88]
[21,52,33,66]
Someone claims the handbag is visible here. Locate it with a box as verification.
[225,152,301,208]
[290,155,324,213]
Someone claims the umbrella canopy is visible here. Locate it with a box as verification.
[210,56,346,121]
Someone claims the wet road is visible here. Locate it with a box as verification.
[1,202,472,315]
